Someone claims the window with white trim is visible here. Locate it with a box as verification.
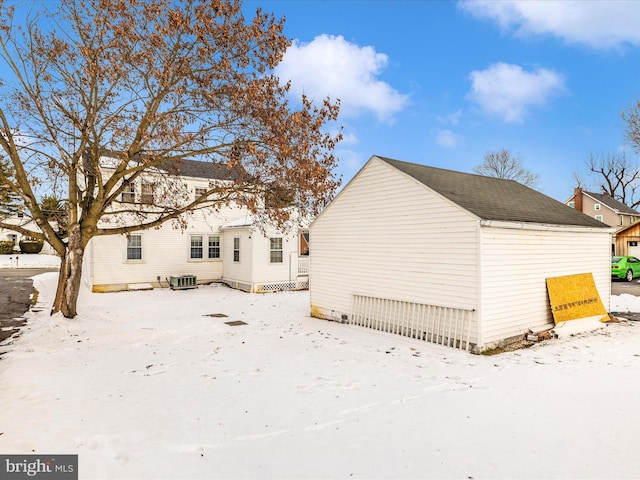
[568,201,575,209]
[141,182,154,204]
[190,235,204,259]
[122,181,135,202]
[594,204,601,211]
[233,237,240,262]
[127,234,142,260]
[208,236,220,259]
[270,237,283,263]
[595,215,603,222]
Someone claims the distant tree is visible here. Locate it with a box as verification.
[582,152,640,209]
[0,0,342,317]
[0,157,20,216]
[472,149,539,187]
[40,196,68,237]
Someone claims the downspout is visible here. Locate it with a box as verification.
[475,219,483,352]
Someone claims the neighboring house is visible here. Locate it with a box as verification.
[310,156,613,354]
[613,220,640,257]
[565,188,640,228]
[82,156,309,293]
[0,210,58,255]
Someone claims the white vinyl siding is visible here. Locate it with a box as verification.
[221,230,253,288]
[479,226,611,346]
[87,208,238,289]
[310,158,479,342]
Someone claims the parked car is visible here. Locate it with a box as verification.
[611,256,640,281]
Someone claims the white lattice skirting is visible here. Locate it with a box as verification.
[255,281,309,293]
[352,295,475,351]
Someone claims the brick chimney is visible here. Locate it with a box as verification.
[574,187,583,212]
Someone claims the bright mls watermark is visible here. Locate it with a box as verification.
[0,455,77,479]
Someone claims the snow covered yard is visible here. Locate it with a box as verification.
[2,273,640,479]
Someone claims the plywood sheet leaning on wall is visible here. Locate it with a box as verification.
[546,273,609,337]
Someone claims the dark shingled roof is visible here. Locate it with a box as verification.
[159,158,242,181]
[583,191,640,215]
[377,156,609,228]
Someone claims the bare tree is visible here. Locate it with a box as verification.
[623,100,640,153]
[0,0,341,317]
[472,149,539,187]
[584,152,640,208]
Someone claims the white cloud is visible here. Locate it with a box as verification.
[437,110,463,125]
[459,0,640,49]
[467,63,565,122]
[436,129,463,148]
[275,34,409,121]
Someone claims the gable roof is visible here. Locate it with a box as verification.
[377,156,608,228]
[160,158,242,181]
[98,153,241,181]
[581,191,640,215]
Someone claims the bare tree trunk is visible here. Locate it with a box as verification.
[51,225,84,318]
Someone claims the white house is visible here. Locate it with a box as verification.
[0,211,58,255]
[310,156,613,353]
[82,156,309,293]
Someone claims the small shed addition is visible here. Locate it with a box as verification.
[614,220,640,257]
[310,156,613,353]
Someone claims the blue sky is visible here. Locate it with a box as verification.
[244,0,640,202]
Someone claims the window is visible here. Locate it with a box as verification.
[195,187,207,199]
[233,237,240,262]
[190,235,220,260]
[208,236,220,259]
[17,211,24,218]
[122,181,135,202]
[595,215,603,222]
[299,232,309,256]
[568,201,575,209]
[141,182,154,204]
[190,235,203,259]
[7,233,17,246]
[270,238,283,263]
[127,234,142,260]
[594,204,601,211]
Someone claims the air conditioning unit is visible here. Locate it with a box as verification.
[169,275,197,290]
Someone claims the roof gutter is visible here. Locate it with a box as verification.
[479,219,615,234]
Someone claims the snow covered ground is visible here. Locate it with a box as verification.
[0,253,61,268]
[2,262,640,479]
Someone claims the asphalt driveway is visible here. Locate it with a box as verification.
[611,278,640,296]
[0,268,57,343]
